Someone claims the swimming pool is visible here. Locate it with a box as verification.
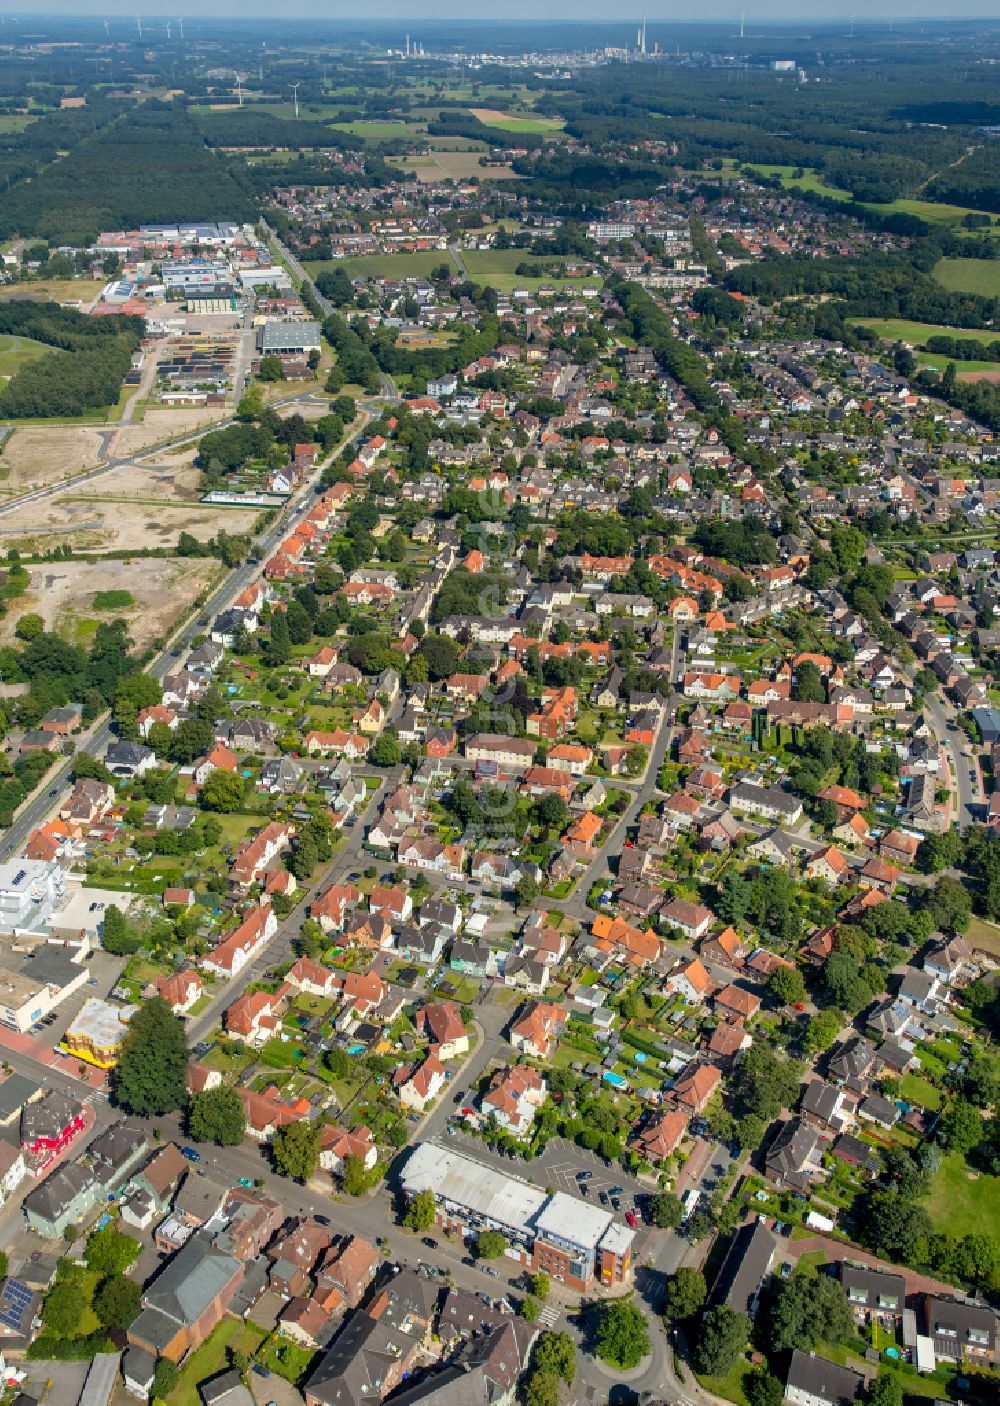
[347,1043,365,1056]
[603,1070,627,1088]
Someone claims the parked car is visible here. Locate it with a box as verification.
[180,1147,201,1163]
[482,1265,500,1279]
[626,1211,637,1228]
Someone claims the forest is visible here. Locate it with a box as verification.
[0,102,256,245]
[0,302,143,419]
[194,109,362,152]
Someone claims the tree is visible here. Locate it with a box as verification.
[665,1267,707,1321]
[403,1190,436,1231]
[521,1294,540,1322]
[199,769,245,813]
[523,1372,560,1406]
[596,1297,651,1369]
[866,1376,903,1406]
[924,876,972,934]
[734,1043,802,1122]
[746,1369,784,1406]
[533,1331,576,1385]
[168,717,215,765]
[859,1191,933,1262]
[324,1047,353,1078]
[258,354,286,382]
[796,660,824,703]
[804,1008,842,1055]
[768,965,806,1007]
[93,1273,142,1329]
[152,1360,179,1398]
[85,1224,139,1276]
[42,1279,84,1337]
[735,1115,768,1153]
[650,1191,684,1229]
[371,731,401,767]
[515,872,539,910]
[693,1305,749,1376]
[342,1153,369,1197]
[477,1230,508,1259]
[101,903,141,956]
[939,1099,983,1155]
[531,1271,550,1301]
[272,1121,321,1181]
[189,1086,246,1147]
[766,1272,854,1353]
[113,996,188,1117]
[822,951,874,1015]
[16,613,44,641]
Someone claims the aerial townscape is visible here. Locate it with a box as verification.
[0,10,997,1406]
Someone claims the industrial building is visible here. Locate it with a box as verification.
[257,320,322,357]
[400,1143,633,1291]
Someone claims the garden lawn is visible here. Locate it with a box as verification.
[898,1072,943,1112]
[922,1151,1000,1238]
[257,1331,319,1385]
[694,1359,751,1406]
[168,1319,266,1406]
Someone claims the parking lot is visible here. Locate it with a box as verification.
[434,1128,652,1231]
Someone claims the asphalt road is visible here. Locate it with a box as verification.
[924,690,980,826]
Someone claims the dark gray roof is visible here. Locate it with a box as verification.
[710,1218,776,1318]
[0,1074,40,1124]
[142,1230,241,1328]
[23,1160,94,1220]
[785,1349,864,1406]
[837,1263,904,1311]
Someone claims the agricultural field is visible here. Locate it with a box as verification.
[0,425,107,494]
[469,107,565,135]
[459,246,603,294]
[733,162,852,201]
[388,149,520,184]
[0,555,221,652]
[306,251,446,281]
[850,317,998,346]
[933,257,1000,297]
[331,119,425,143]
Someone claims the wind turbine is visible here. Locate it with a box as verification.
[178,17,184,39]
[290,82,300,118]
[849,13,856,37]
[135,15,142,40]
[103,17,109,36]
[739,11,745,39]
[166,21,171,39]
[235,75,243,107]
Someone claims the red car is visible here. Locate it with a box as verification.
[626,1211,637,1228]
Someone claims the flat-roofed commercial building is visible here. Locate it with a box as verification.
[400,1143,633,1291]
[61,998,135,1069]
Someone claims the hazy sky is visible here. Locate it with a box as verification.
[9,3,1000,24]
